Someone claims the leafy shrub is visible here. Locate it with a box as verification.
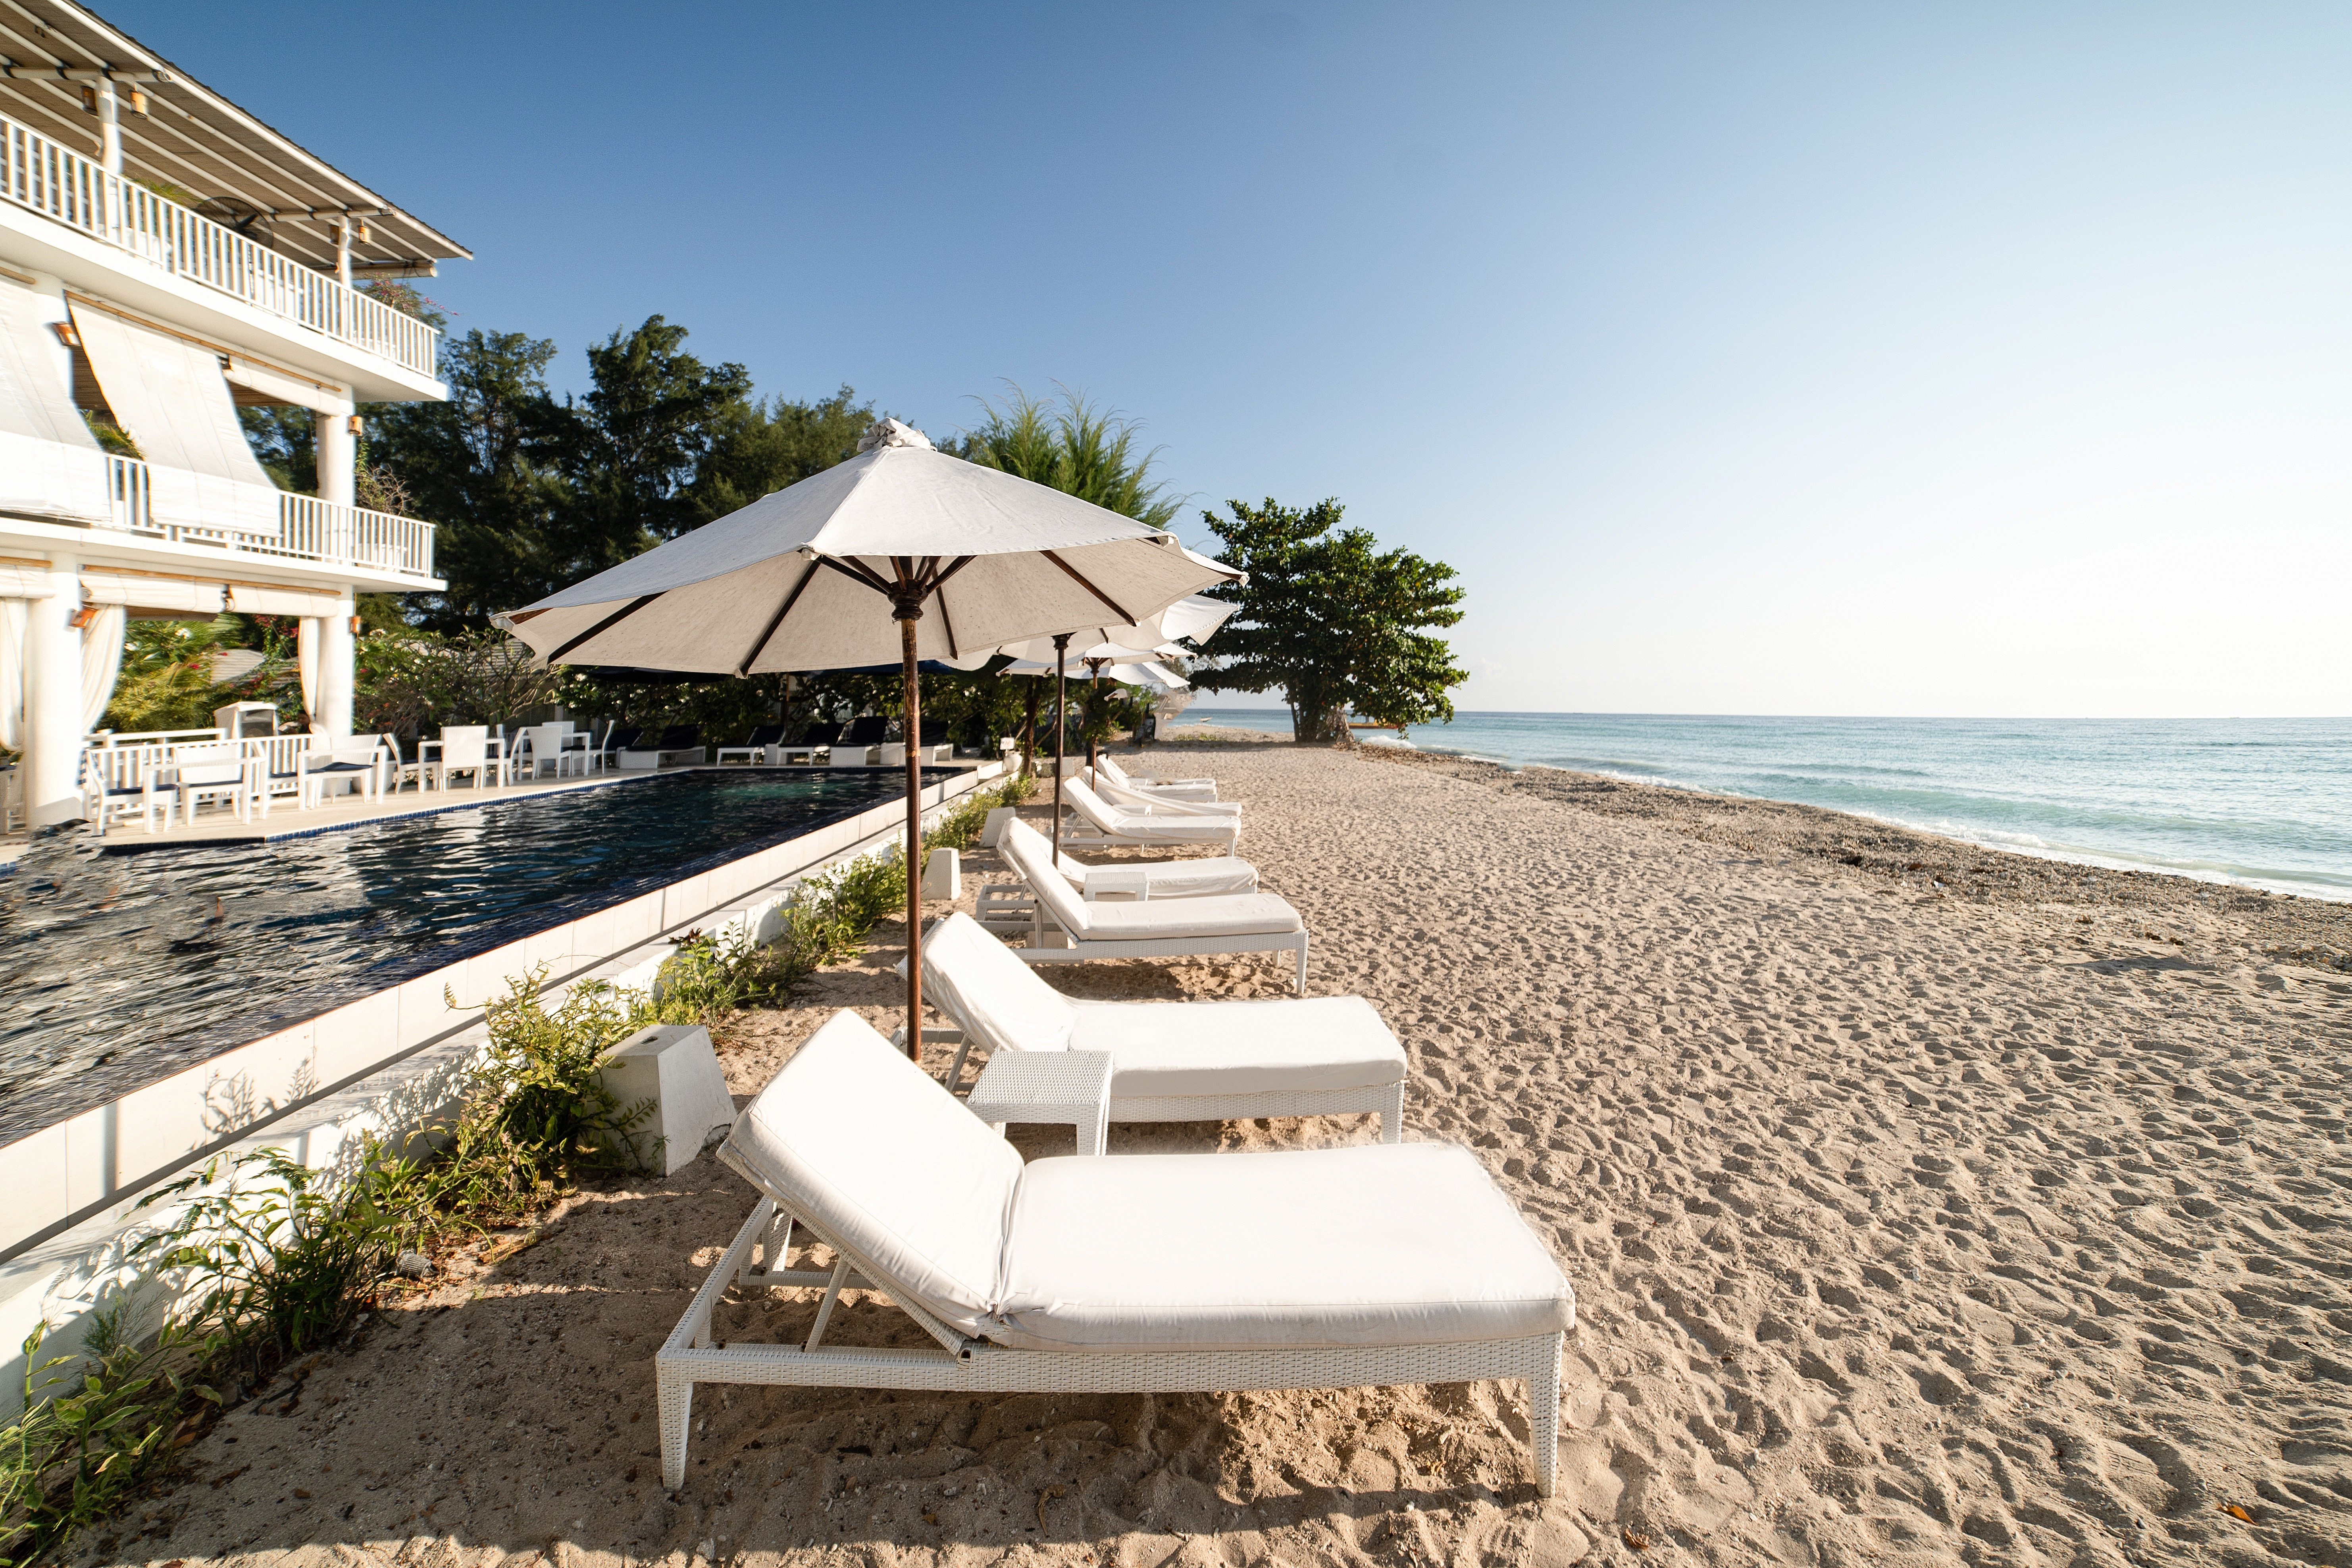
[0,1313,191,1567]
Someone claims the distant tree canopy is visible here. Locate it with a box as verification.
[1191,497,1466,745]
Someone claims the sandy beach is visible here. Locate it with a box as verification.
[101,741,2352,1568]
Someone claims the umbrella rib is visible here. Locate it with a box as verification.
[925,556,975,659]
[737,558,822,676]
[547,594,661,664]
[1039,550,1136,625]
[816,556,895,597]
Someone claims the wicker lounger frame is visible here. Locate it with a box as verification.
[658,1195,1563,1495]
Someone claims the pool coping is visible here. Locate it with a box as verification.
[0,764,999,1264]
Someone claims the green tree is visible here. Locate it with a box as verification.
[366,328,573,630]
[961,385,1180,528]
[1191,497,1467,745]
[690,385,877,522]
[556,315,753,565]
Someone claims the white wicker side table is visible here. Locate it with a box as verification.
[964,1049,1112,1156]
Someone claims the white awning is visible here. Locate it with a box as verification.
[67,299,281,537]
[81,569,226,620]
[221,357,352,417]
[0,281,108,524]
[223,583,343,618]
[0,558,62,598]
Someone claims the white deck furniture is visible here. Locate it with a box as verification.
[1096,754,1219,803]
[377,733,426,795]
[1059,777,1240,853]
[661,1010,1572,1493]
[516,723,585,781]
[81,747,167,834]
[423,726,507,791]
[1086,770,1241,816]
[975,831,1258,934]
[170,741,254,826]
[296,743,384,811]
[998,820,1306,992]
[962,1047,1112,1156]
[920,912,1404,1139]
[716,725,787,767]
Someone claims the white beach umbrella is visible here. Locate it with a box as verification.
[495,419,1236,1060]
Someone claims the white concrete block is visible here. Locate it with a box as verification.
[922,847,960,900]
[597,1024,737,1176]
[981,806,1017,848]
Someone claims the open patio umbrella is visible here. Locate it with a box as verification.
[494,419,1236,1061]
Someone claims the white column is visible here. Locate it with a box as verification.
[93,76,122,175]
[315,409,357,508]
[318,595,356,739]
[333,215,353,287]
[24,554,83,826]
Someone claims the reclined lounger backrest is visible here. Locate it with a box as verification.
[720,1010,1022,1339]
[1057,777,1132,833]
[998,818,1097,937]
[920,911,1078,1055]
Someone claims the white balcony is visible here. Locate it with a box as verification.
[0,109,438,381]
[101,454,437,581]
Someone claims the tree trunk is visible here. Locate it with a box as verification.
[1289,702,1349,745]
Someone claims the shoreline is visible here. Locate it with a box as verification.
[1362,744,2352,977]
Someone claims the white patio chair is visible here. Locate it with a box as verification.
[998,819,1305,991]
[425,725,504,791]
[914,912,1404,1137]
[517,723,580,781]
[171,741,255,827]
[298,741,385,810]
[660,1010,1572,1494]
[1096,753,1220,804]
[377,733,425,795]
[81,746,167,835]
[1058,777,1240,853]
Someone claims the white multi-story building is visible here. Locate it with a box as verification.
[0,0,461,825]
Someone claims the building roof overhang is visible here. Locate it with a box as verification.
[0,0,470,278]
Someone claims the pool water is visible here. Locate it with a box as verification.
[0,770,922,1144]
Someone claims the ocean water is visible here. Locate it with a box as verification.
[1169,710,2352,902]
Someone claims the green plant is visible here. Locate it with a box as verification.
[0,1314,191,1567]
[135,1150,398,1391]
[644,927,793,1025]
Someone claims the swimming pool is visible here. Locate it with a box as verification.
[0,770,926,1145]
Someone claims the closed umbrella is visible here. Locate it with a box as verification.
[496,419,1236,1060]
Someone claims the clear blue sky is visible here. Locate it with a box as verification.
[114,2,2352,717]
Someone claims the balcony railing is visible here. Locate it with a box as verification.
[105,454,437,581]
[0,110,439,379]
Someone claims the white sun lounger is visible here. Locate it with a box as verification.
[1060,776,1241,852]
[975,829,1259,932]
[918,911,1405,1138]
[1000,819,1307,992]
[1096,754,1220,803]
[1085,769,1242,816]
[661,1010,1572,1493]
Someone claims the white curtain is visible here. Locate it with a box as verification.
[67,300,278,537]
[81,602,124,733]
[298,616,320,722]
[0,283,109,523]
[0,598,25,752]
[78,569,225,620]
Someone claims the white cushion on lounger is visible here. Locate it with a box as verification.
[1089,774,1243,815]
[720,1010,1020,1338]
[1068,995,1403,1096]
[1005,822,1294,937]
[921,909,1079,1055]
[1062,780,1240,842]
[993,1143,1573,1353]
[1055,847,1257,899]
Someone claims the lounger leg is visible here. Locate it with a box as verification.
[657,1367,694,1490]
[1530,1332,1562,1498]
[1294,935,1308,996]
[1380,1083,1403,1144]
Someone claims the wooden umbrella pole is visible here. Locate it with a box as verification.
[1022,678,1039,778]
[900,615,924,1063]
[1051,634,1070,868]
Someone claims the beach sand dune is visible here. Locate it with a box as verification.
[117,744,2351,1567]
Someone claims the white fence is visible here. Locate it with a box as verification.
[0,109,439,379]
[81,731,350,804]
[104,455,436,580]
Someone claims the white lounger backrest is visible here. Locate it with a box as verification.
[998,818,1095,936]
[719,1009,1022,1338]
[1058,776,1132,833]
[920,911,1078,1055]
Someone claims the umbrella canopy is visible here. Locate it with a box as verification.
[496,419,1236,1064]
[497,423,1225,673]
[942,592,1237,670]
